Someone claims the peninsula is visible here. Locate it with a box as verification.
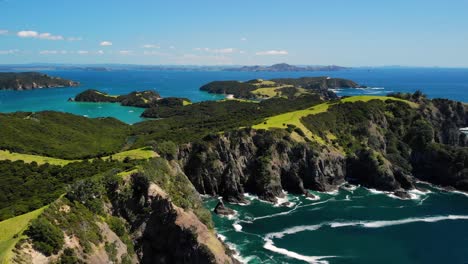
[0,72,79,90]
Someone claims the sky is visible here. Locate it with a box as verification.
[0,0,467,67]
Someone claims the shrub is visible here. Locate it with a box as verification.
[25,218,64,256]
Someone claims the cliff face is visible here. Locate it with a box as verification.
[422,98,468,147]
[179,129,346,203]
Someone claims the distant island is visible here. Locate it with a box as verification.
[0,63,349,72]
[200,76,362,100]
[0,72,79,90]
[224,63,349,72]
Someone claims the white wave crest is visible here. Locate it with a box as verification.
[233,223,243,232]
[330,215,468,229]
[264,238,335,264]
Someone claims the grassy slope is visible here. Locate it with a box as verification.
[0,206,47,264]
[253,96,417,143]
[0,148,156,165]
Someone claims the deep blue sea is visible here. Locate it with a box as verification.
[0,68,467,124]
[1,68,468,263]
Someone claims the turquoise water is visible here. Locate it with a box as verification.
[204,184,468,264]
[0,68,467,124]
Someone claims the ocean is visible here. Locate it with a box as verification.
[0,68,467,124]
[1,67,468,263]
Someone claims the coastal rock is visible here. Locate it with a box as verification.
[214,200,235,216]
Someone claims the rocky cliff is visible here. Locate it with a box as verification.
[12,159,237,264]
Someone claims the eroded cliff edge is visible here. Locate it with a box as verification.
[178,95,467,202]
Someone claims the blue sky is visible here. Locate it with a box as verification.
[0,0,467,66]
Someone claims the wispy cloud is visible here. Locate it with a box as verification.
[17,30,64,40]
[143,50,169,56]
[100,41,113,46]
[39,50,67,55]
[241,37,247,41]
[97,50,104,55]
[0,30,8,35]
[67,37,82,41]
[119,50,133,55]
[255,50,288,56]
[77,50,89,55]
[194,47,236,54]
[142,44,160,49]
[0,49,18,55]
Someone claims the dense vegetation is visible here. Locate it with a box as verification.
[135,94,323,144]
[75,89,161,107]
[200,76,360,99]
[271,77,359,89]
[0,111,130,159]
[0,159,135,220]
[25,217,64,256]
[0,72,79,90]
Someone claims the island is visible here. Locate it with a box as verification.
[0,72,79,90]
[200,76,362,100]
[74,89,192,111]
[224,63,349,72]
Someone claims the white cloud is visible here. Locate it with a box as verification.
[100,41,113,46]
[255,50,288,56]
[97,50,104,55]
[17,30,38,38]
[17,30,64,40]
[0,49,18,55]
[0,30,8,35]
[119,50,133,55]
[142,44,160,49]
[77,50,89,55]
[241,37,247,41]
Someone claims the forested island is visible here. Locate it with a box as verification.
[0,72,79,90]
[0,78,467,263]
[200,76,361,100]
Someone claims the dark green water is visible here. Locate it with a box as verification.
[204,184,468,264]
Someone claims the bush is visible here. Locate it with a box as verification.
[66,178,105,214]
[153,141,177,160]
[25,218,64,256]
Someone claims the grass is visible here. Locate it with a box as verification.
[0,147,156,165]
[251,85,293,98]
[182,100,192,106]
[253,95,417,143]
[0,206,47,264]
[0,150,78,166]
[102,147,157,161]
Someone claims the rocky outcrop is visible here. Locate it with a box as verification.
[110,165,237,264]
[0,72,79,90]
[214,200,235,216]
[137,183,235,264]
